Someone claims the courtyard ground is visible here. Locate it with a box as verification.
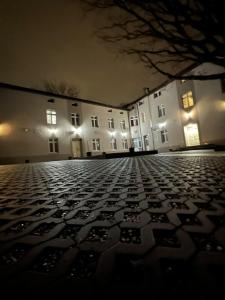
[0,153,225,299]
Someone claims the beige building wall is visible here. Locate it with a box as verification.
[0,87,130,164]
[149,81,185,151]
[128,63,225,152]
[80,102,130,156]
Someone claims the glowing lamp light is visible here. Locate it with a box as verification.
[109,131,116,137]
[73,127,81,135]
[185,111,193,120]
[48,128,58,135]
[0,123,12,136]
[159,122,166,129]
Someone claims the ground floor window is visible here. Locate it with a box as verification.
[160,129,168,143]
[143,135,150,150]
[132,138,142,151]
[49,138,59,153]
[92,138,100,151]
[110,138,117,150]
[122,138,128,150]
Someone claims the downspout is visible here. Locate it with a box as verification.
[146,89,156,150]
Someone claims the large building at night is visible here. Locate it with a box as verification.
[128,63,225,152]
[0,63,225,164]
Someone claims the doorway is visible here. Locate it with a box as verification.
[72,139,82,158]
[184,123,200,147]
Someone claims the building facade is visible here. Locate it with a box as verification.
[128,63,225,152]
[0,86,130,164]
[0,63,225,164]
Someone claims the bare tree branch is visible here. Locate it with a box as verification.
[43,80,80,97]
[81,0,225,80]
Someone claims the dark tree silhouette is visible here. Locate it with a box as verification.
[81,0,225,80]
[43,80,80,97]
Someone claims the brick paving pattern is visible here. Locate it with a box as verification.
[0,156,225,299]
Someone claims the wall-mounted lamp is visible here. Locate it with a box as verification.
[48,128,58,135]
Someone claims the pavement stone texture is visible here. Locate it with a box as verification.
[0,155,225,299]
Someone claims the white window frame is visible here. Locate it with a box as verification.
[49,138,59,153]
[91,116,99,128]
[120,120,126,130]
[160,129,168,143]
[130,116,138,127]
[141,112,146,123]
[71,113,80,127]
[46,109,56,125]
[158,104,166,118]
[122,138,128,150]
[182,91,194,108]
[92,138,100,151]
[108,118,114,129]
[110,138,117,150]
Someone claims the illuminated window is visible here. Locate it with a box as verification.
[110,138,117,150]
[92,138,100,151]
[120,120,126,130]
[130,116,138,127]
[46,110,56,124]
[122,139,128,150]
[49,138,59,153]
[181,79,186,83]
[158,104,166,117]
[182,91,194,108]
[71,113,80,126]
[160,129,168,143]
[108,118,114,129]
[91,116,99,127]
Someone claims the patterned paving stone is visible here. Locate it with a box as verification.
[0,155,225,299]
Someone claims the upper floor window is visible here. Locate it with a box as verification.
[158,104,166,117]
[154,91,161,98]
[182,91,194,108]
[141,112,146,122]
[71,113,80,126]
[120,120,126,130]
[91,116,99,128]
[92,138,100,151]
[49,138,59,153]
[160,129,168,143]
[108,118,114,129]
[122,139,128,150]
[110,138,117,150]
[130,116,138,127]
[46,109,56,125]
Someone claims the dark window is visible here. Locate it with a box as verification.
[139,101,143,106]
[48,99,55,103]
[221,79,225,93]
[120,111,124,114]
[154,93,158,98]
[72,103,78,106]
[108,109,112,112]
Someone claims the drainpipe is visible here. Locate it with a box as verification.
[136,102,144,151]
[145,88,156,150]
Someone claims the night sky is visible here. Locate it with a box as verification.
[0,0,167,107]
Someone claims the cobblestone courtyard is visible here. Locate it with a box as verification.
[0,155,225,299]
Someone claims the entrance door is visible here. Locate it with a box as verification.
[72,139,82,158]
[143,135,150,151]
[184,123,200,146]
